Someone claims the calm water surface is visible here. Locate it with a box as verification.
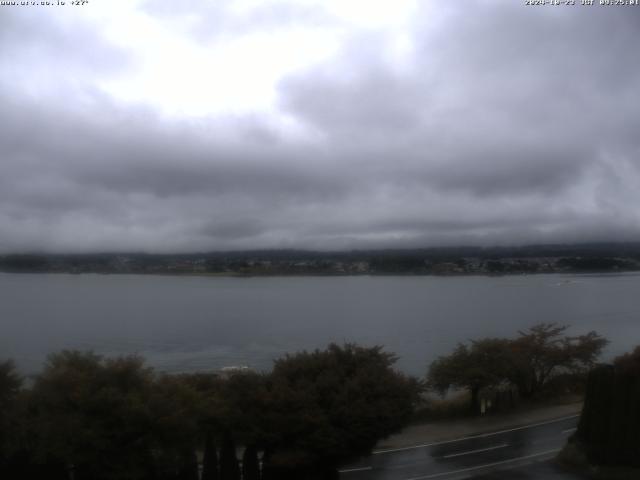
[1,273,639,376]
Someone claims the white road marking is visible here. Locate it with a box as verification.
[338,466,373,473]
[403,448,562,480]
[441,443,509,459]
[373,414,579,455]
[562,427,577,434]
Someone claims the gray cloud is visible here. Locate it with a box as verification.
[0,8,129,95]
[1,2,640,252]
[141,0,333,43]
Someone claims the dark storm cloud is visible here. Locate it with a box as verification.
[0,97,349,203]
[1,1,640,252]
[199,219,267,241]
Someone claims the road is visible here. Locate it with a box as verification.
[339,415,585,479]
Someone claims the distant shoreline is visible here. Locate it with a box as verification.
[2,269,640,278]
[2,244,640,277]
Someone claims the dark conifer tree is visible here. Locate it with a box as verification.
[241,445,260,480]
[178,448,199,480]
[201,432,219,480]
[259,449,273,480]
[219,432,240,480]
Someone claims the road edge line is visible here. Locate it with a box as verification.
[373,414,579,455]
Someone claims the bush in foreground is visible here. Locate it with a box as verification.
[0,344,421,480]
[559,345,640,478]
[261,344,421,477]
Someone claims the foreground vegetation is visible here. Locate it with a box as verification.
[0,324,620,479]
[426,323,608,414]
[559,346,640,478]
[0,344,419,480]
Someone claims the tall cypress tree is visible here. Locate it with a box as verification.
[219,432,240,480]
[259,449,273,480]
[241,445,260,480]
[178,448,199,480]
[201,432,219,480]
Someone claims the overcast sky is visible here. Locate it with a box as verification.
[1,0,639,253]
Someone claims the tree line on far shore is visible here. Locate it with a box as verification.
[0,323,614,479]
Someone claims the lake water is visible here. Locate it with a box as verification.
[1,273,639,376]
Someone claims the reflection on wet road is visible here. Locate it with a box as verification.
[340,415,585,479]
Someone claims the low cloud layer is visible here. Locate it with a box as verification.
[1,1,639,252]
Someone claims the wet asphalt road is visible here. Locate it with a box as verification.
[339,415,585,480]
